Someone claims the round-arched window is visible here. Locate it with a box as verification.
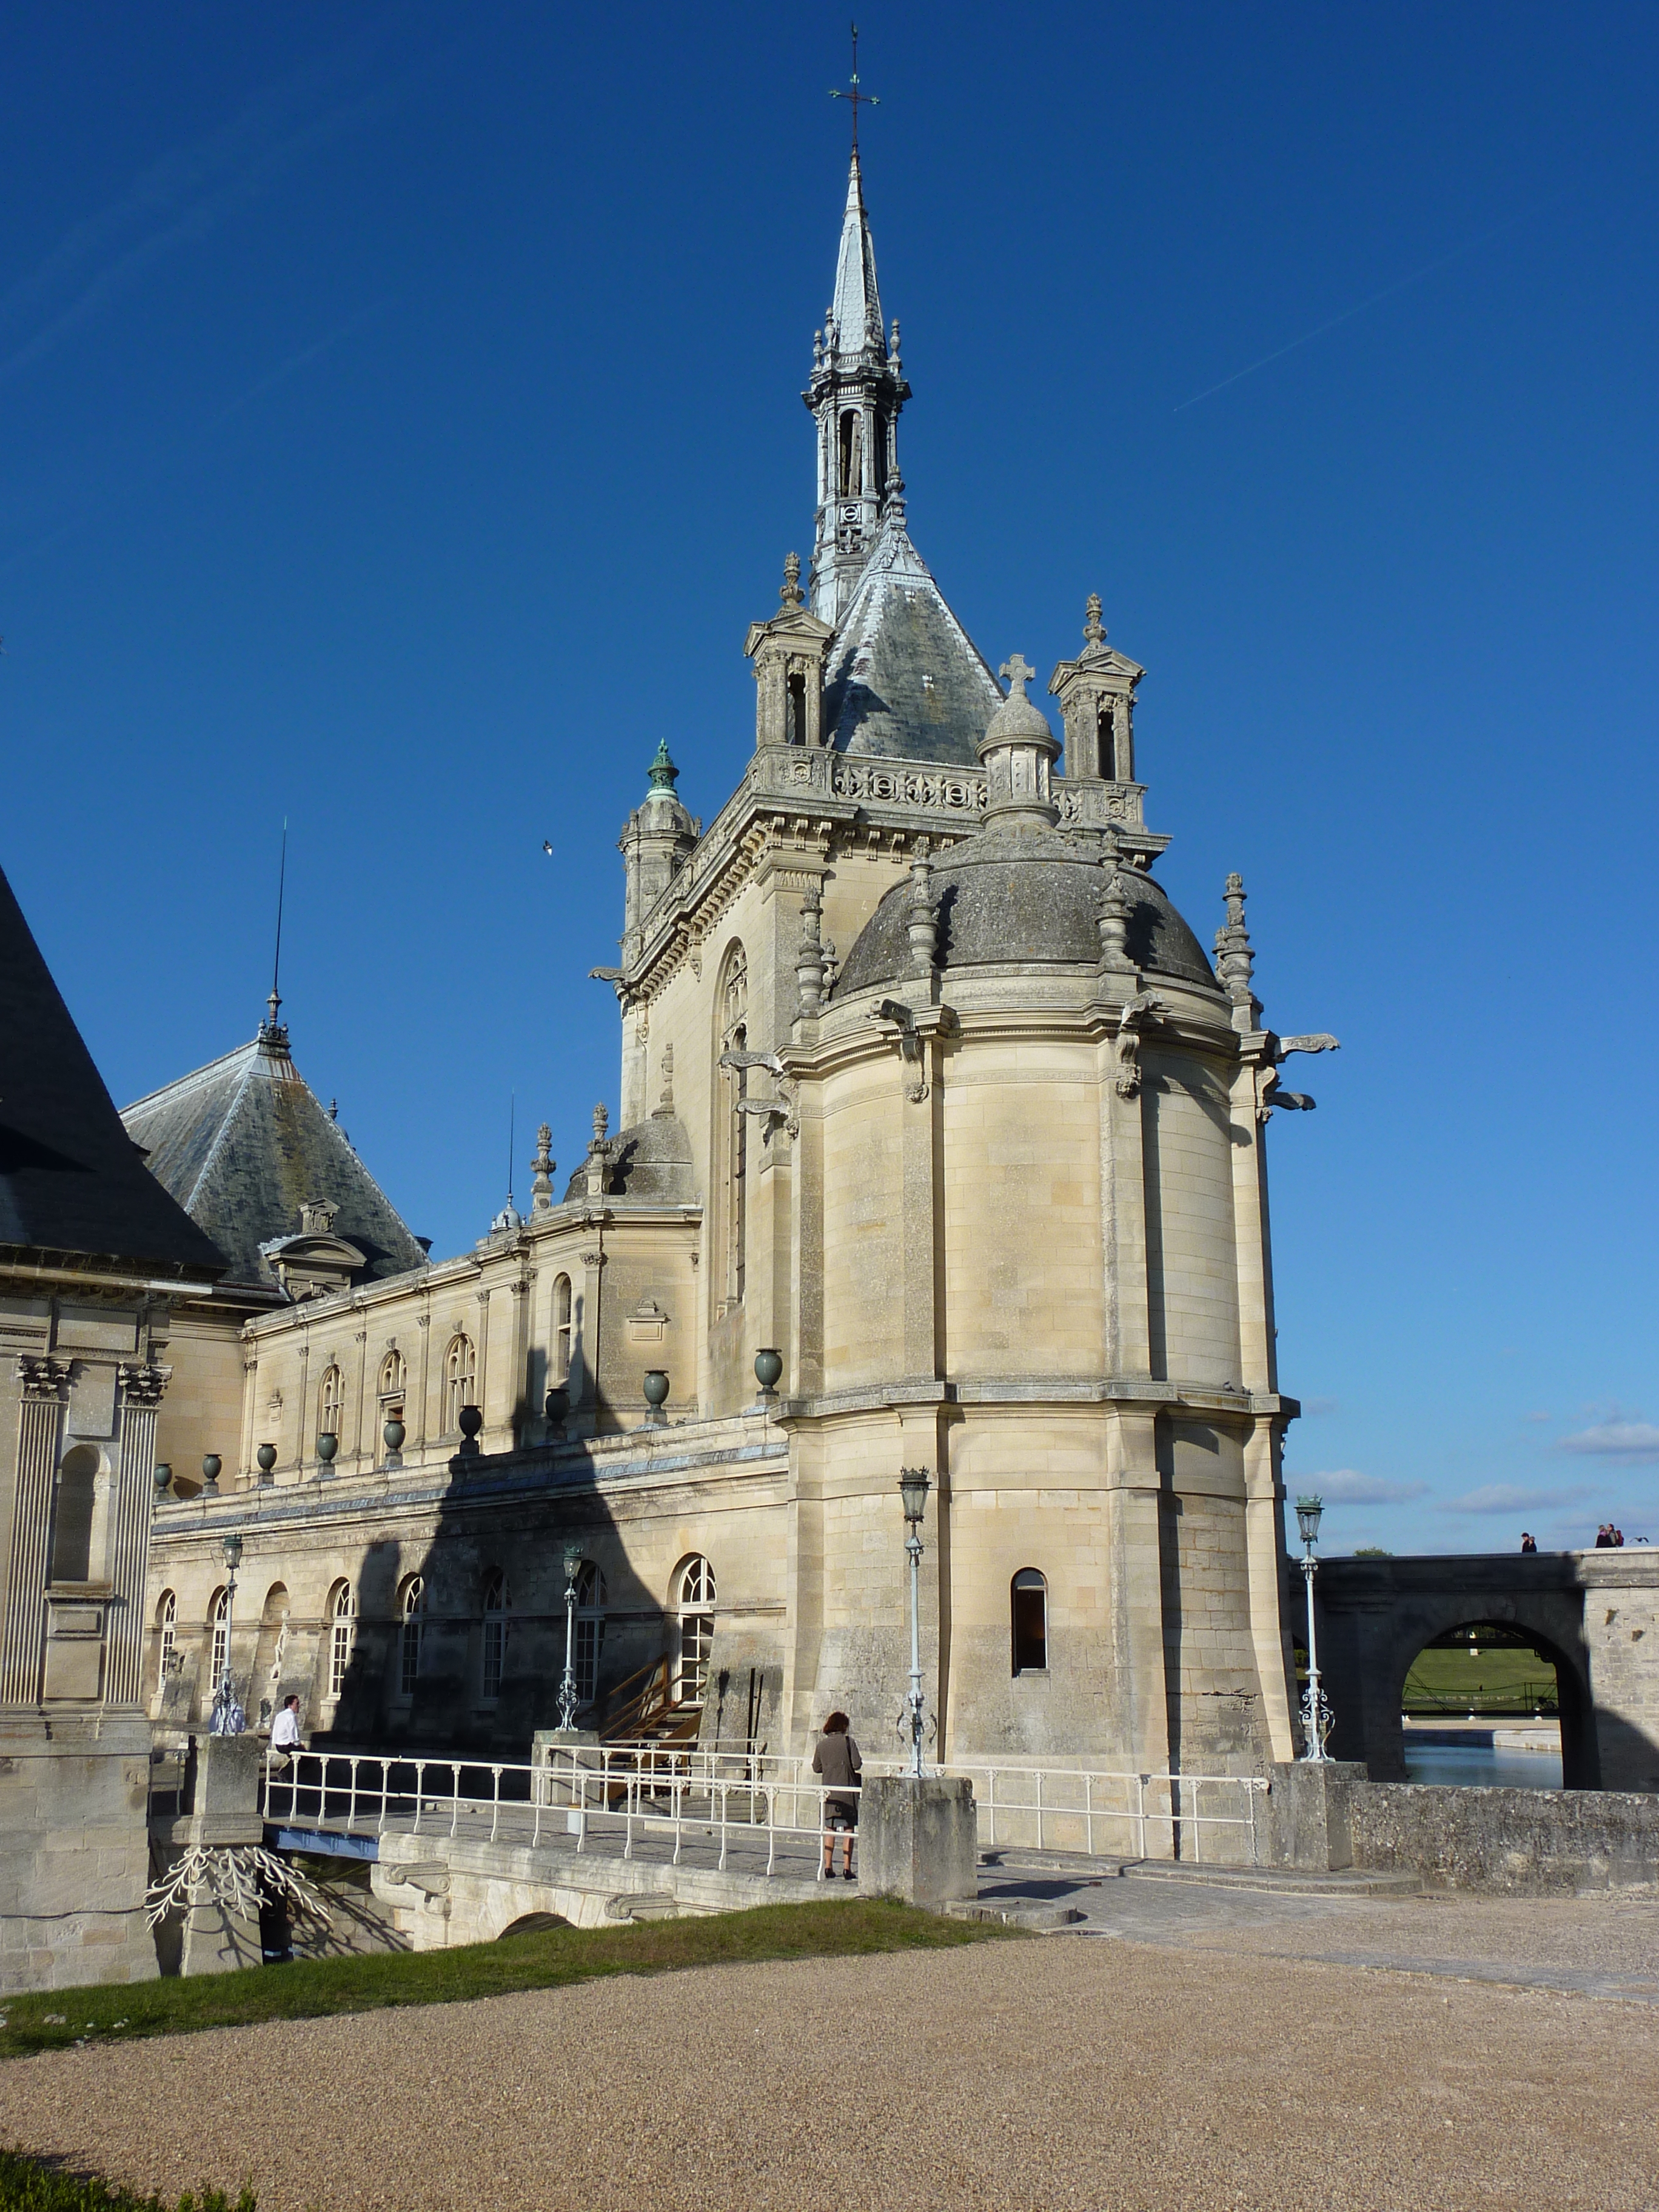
[328,1582,357,1699]
[1011,1569,1047,1675]
[481,1570,508,1701]
[399,1575,425,1698]
[574,1561,608,1706]
[445,1335,477,1432]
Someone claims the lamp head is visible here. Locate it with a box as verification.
[1295,1496,1324,1547]
[897,1466,931,1526]
[222,1531,244,1572]
[563,1544,582,1585]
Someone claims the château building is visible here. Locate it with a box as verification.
[139,148,1336,1778]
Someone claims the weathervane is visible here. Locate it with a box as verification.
[829,22,879,153]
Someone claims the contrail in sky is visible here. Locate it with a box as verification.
[1172,203,1561,412]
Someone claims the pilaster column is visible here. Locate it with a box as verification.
[108,1362,168,1706]
[900,1038,943,1381]
[351,1327,369,1474]
[1243,1415,1296,1761]
[1104,1403,1171,1776]
[414,1312,432,1451]
[1099,1035,1153,1378]
[2,1358,69,1705]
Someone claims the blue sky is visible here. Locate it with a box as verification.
[4,4,1656,1553]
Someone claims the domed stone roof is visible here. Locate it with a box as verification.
[563,1111,695,1206]
[832,825,1219,998]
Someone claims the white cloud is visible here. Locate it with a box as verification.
[1523,1410,1553,1424]
[1302,1396,1339,1416]
[1291,1469,1427,1504]
[1438,1483,1581,1515]
[1557,1420,1659,1462]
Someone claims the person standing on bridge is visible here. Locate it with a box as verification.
[1521,1532,1538,1553]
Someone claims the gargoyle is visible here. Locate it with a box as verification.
[722,1048,798,1138]
[869,997,930,1104]
[1256,1032,1339,1122]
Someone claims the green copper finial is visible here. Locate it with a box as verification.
[646,737,679,793]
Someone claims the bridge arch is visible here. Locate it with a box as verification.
[1309,1558,1599,1788]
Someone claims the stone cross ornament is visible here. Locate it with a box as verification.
[999,653,1036,699]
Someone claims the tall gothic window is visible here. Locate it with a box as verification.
[717,944,749,1306]
[157,1590,177,1681]
[328,1581,357,1700]
[674,1556,716,1706]
[319,1362,344,1438]
[552,1275,572,1384]
[444,1335,477,1432]
[1011,1569,1048,1674]
[838,409,862,497]
[481,1571,508,1701]
[399,1576,425,1699]
[574,1561,608,1707]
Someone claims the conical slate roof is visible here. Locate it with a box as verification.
[122,1028,427,1293]
[0,861,224,1278]
[822,510,1003,765]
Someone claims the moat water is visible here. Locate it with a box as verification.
[1402,1740,1564,1789]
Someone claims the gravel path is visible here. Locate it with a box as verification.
[3,1932,1657,2211]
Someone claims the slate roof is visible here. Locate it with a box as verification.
[121,1030,429,1293]
[822,511,1003,766]
[0,860,225,1277]
[833,820,1222,999]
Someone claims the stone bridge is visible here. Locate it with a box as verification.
[1304,1550,1659,1791]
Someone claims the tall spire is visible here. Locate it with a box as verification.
[805,65,910,627]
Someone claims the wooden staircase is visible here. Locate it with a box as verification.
[597,1654,703,1755]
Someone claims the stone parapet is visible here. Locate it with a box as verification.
[0,1712,158,1993]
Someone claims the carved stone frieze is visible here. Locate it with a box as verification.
[832,762,987,813]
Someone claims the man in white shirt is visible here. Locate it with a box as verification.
[270,1695,303,1761]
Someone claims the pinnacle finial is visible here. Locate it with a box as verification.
[646,737,679,793]
[780,551,804,608]
[1000,653,1036,700]
[1084,593,1106,649]
[592,1101,609,1144]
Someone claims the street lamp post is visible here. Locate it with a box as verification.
[897,1466,931,1780]
[1295,1495,1333,1763]
[210,1530,244,1736]
[556,1544,582,1732]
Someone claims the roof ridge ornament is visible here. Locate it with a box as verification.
[1083,593,1107,651]
[779,551,805,609]
[646,737,679,793]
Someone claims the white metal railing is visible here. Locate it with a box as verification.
[261,1748,859,1880]
[261,1744,1267,1871]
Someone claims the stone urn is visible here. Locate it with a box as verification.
[382,1416,406,1457]
[255,1443,278,1482]
[457,1404,484,1456]
[543,1384,569,1435]
[642,1370,670,1427]
[316,1431,338,1472]
[200,1453,222,1496]
[153,1463,173,1498]
[754,1347,783,1399]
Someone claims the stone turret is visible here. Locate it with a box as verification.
[618,739,698,964]
[1048,594,1144,782]
[743,554,835,748]
[976,654,1061,830]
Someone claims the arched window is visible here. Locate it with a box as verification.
[209,1587,230,1693]
[553,1275,572,1384]
[674,1556,716,1706]
[157,1590,177,1680]
[380,1349,406,1402]
[327,1582,356,1699]
[444,1335,477,1433]
[717,945,749,1306]
[575,1561,608,1707]
[398,1576,425,1700]
[50,1444,99,1583]
[318,1362,344,1438]
[481,1571,508,1701]
[1011,1569,1048,1674]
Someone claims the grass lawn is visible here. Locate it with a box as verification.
[1402,1643,1560,1714]
[0,1900,1016,2064]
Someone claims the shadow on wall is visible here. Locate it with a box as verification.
[311,1436,780,1763]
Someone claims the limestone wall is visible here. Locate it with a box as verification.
[0,1714,158,1992]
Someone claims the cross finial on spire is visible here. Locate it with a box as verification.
[829,22,879,153]
[1000,653,1036,699]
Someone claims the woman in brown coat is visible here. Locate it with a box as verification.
[811,1709,862,1879]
